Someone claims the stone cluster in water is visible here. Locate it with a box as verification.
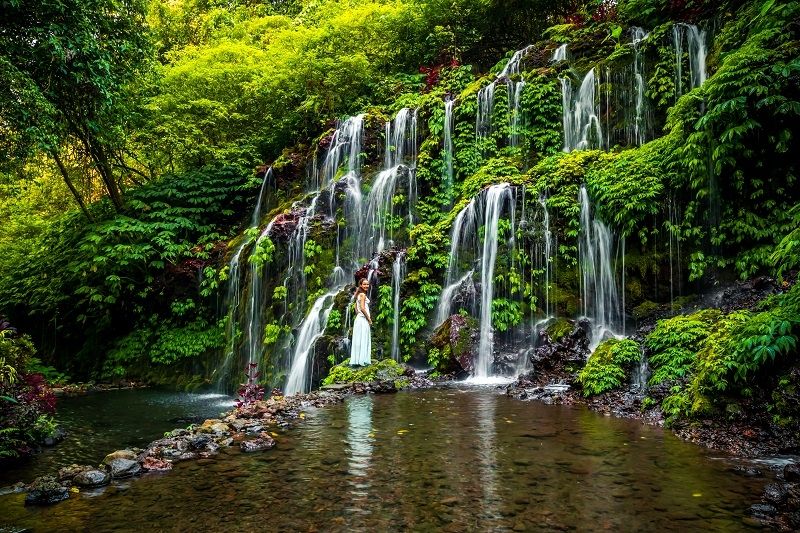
[8,389,366,506]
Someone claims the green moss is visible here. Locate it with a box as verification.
[322,358,407,387]
[545,318,574,342]
[578,339,641,396]
[632,300,660,321]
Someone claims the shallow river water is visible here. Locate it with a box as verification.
[1,387,767,531]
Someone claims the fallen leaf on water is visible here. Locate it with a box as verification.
[270,432,279,438]
[692,493,702,497]
[397,429,409,435]
[299,413,305,419]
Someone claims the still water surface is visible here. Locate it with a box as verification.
[1,387,765,531]
[0,389,234,486]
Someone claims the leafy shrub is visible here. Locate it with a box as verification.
[578,338,641,396]
[236,363,265,408]
[0,331,57,458]
[646,309,721,386]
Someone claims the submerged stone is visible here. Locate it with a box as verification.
[108,458,142,479]
[25,476,69,506]
[73,470,111,488]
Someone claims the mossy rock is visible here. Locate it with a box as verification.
[545,318,574,343]
[322,358,407,388]
[632,300,660,320]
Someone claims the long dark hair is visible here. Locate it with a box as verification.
[354,277,368,298]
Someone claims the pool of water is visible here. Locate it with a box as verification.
[0,387,766,531]
[0,389,235,486]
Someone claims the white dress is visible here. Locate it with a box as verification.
[350,295,372,366]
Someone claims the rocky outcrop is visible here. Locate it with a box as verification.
[429,314,478,375]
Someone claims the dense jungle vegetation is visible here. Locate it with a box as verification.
[1,0,799,458]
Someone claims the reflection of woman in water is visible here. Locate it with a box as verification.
[350,277,372,366]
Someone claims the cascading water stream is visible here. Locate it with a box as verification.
[436,198,479,326]
[434,270,476,327]
[551,43,567,63]
[630,27,649,146]
[475,184,512,379]
[673,23,707,98]
[391,252,405,361]
[561,69,603,151]
[217,168,273,389]
[578,185,622,352]
[442,98,454,201]
[476,46,532,148]
[284,289,339,395]
[281,115,365,394]
[539,195,553,318]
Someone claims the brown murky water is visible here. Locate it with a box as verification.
[0,387,766,531]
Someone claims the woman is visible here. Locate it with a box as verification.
[350,277,372,366]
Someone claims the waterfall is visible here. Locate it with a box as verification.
[551,44,568,63]
[476,46,532,147]
[387,108,418,168]
[510,80,526,147]
[391,252,405,361]
[242,219,277,372]
[284,290,338,395]
[435,270,476,327]
[383,108,418,226]
[475,184,512,378]
[631,27,649,146]
[686,25,707,90]
[217,168,273,389]
[443,98,454,200]
[673,23,707,97]
[561,69,603,151]
[672,25,684,98]
[360,166,402,257]
[281,115,365,393]
[438,198,479,325]
[578,185,622,351]
[539,195,553,318]
[476,82,496,144]
[500,46,533,147]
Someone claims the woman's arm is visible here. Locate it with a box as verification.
[358,293,372,324]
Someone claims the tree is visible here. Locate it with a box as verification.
[0,0,153,213]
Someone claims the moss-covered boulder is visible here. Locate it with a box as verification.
[429,314,477,375]
[545,317,574,343]
[322,359,411,389]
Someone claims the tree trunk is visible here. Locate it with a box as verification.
[51,151,94,222]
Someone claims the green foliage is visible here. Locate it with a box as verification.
[263,323,282,346]
[250,235,275,269]
[650,284,800,420]
[326,310,342,333]
[646,309,721,386]
[399,269,441,359]
[104,315,224,377]
[578,339,641,396]
[491,298,522,332]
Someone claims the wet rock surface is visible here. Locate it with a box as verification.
[24,476,69,506]
[240,434,276,453]
[108,458,142,479]
[72,470,110,488]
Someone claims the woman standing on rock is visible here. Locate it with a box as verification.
[350,277,372,366]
